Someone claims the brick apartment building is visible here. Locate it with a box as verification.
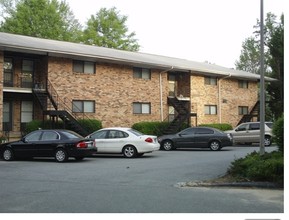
[0,32,265,139]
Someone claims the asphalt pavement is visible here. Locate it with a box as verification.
[0,145,284,217]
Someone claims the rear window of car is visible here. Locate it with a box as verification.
[61,131,83,139]
[128,129,144,136]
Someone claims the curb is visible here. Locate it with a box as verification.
[176,181,283,189]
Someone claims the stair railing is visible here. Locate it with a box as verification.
[46,79,95,128]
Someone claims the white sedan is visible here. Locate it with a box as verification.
[86,127,160,158]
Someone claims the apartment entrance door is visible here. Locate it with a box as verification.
[168,74,177,97]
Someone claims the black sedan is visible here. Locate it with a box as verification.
[0,129,97,162]
[158,127,233,151]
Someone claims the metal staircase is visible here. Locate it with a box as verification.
[237,101,260,125]
[162,97,191,134]
[32,80,89,136]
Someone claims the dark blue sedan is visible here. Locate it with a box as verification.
[158,127,233,151]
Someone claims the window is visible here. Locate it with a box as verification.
[205,77,217,85]
[21,101,33,123]
[205,105,217,115]
[133,102,151,114]
[238,80,248,88]
[72,100,95,113]
[41,131,59,141]
[4,58,13,87]
[133,67,151,79]
[3,101,12,131]
[73,60,95,74]
[25,131,42,141]
[107,130,129,139]
[91,130,108,139]
[238,106,248,115]
[249,123,260,130]
[195,128,214,134]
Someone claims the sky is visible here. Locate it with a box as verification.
[66,0,285,69]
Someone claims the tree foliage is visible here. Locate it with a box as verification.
[0,1,140,51]
[81,7,140,51]
[0,0,82,42]
[235,13,284,119]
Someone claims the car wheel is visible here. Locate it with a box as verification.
[75,157,84,161]
[123,146,137,158]
[209,140,221,151]
[162,140,173,151]
[55,148,68,162]
[264,136,272,146]
[3,148,14,161]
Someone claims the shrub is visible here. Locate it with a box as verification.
[132,121,190,136]
[25,119,102,135]
[198,123,233,131]
[272,114,284,153]
[78,119,102,134]
[227,151,283,184]
[132,121,170,136]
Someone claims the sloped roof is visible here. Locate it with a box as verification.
[0,32,267,81]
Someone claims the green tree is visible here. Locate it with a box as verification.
[267,14,284,119]
[81,7,140,51]
[0,0,82,42]
[235,13,284,119]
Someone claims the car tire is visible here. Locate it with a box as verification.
[137,153,144,157]
[2,148,14,161]
[161,140,174,151]
[75,157,84,161]
[123,146,137,158]
[55,148,68,162]
[264,136,272,146]
[209,140,221,151]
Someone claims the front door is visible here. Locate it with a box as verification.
[21,60,34,88]
[168,74,177,97]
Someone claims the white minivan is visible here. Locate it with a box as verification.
[225,122,273,146]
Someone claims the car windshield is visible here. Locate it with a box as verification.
[128,129,144,136]
[61,130,83,139]
[266,122,273,128]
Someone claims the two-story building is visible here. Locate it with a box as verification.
[0,32,264,139]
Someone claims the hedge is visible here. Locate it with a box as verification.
[198,123,233,131]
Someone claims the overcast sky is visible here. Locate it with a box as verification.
[66,0,284,69]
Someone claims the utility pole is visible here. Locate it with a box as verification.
[259,0,265,155]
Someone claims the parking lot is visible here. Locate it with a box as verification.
[0,145,283,213]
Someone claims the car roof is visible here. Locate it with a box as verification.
[99,127,131,131]
[240,121,273,125]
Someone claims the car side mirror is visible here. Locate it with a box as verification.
[22,137,28,143]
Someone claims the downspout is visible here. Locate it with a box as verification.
[218,73,231,123]
[159,66,174,121]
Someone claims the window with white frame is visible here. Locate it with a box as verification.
[205,105,217,115]
[204,76,217,85]
[238,80,249,88]
[133,67,151,79]
[73,60,95,74]
[72,100,95,113]
[133,102,151,114]
[238,106,248,115]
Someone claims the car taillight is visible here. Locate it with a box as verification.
[145,137,153,143]
[76,141,87,148]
